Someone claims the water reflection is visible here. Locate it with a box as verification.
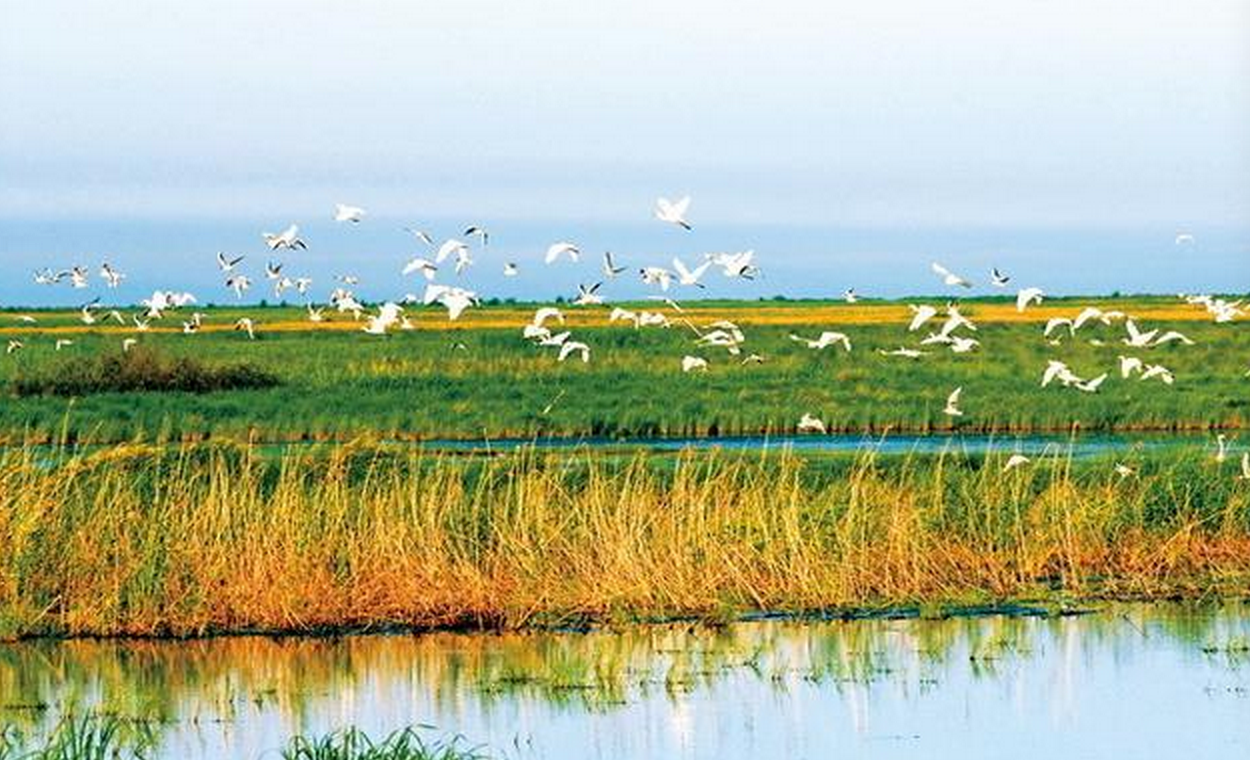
[2,603,1248,758]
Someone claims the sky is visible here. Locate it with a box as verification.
[1,0,1248,303]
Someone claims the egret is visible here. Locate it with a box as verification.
[334,204,366,223]
[402,257,438,280]
[573,282,603,306]
[672,257,710,288]
[990,267,1010,287]
[640,266,674,291]
[263,224,306,250]
[99,262,125,288]
[216,252,244,272]
[1016,287,1044,312]
[1003,454,1031,472]
[943,387,964,417]
[682,355,709,373]
[655,196,692,229]
[435,239,468,264]
[931,262,973,288]
[557,341,590,363]
[545,242,580,264]
[1124,320,1158,347]
[908,304,938,332]
[789,331,851,351]
[464,226,489,246]
[602,252,627,279]
[797,413,827,434]
[235,318,256,339]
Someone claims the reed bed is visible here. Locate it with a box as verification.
[1,443,1248,639]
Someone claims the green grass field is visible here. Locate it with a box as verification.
[0,297,1245,443]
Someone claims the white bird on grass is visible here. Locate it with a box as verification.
[879,347,927,359]
[943,387,964,417]
[1152,330,1194,347]
[1215,434,1229,463]
[557,341,590,363]
[789,331,851,351]
[797,413,827,434]
[1119,356,1144,378]
[681,355,709,373]
[55,339,74,351]
[1003,454,1031,472]
[235,318,256,339]
[1139,364,1175,385]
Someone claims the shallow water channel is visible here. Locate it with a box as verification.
[2,603,1248,758]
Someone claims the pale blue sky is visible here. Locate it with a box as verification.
[0,1,1247,303]
[3,0,1248,225]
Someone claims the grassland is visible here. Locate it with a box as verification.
[0,296,1245,443]
[1,441,1247,640]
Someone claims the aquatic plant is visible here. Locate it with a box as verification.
[0,442,1247,639]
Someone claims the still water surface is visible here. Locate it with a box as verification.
[2,604,1248,758]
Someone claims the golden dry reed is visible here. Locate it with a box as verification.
[1,442,1248,639]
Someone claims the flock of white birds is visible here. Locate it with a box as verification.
[7,199,1248,477]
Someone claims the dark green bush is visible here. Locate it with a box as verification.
[11,346,280,397]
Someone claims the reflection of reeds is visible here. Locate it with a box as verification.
[0,443,1248,640]
[2,604,1246,751]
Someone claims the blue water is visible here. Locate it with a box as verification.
[2,217,1247,307]
[397,431,1220,459]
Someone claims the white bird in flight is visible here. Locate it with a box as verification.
[655,196,692,230]
[334,204,365,223]
[931,262,973,289]
[263,224,307,250]
[602,252,627,279]
[672,257,710,288]
[545,242,580,264]
[1016,287,1044,312]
